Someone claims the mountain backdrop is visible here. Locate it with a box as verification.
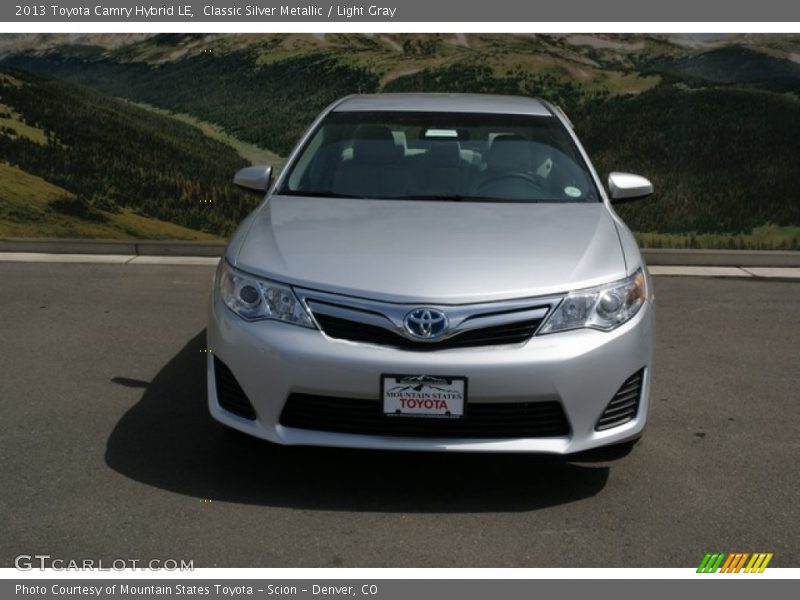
[1,33,800,248]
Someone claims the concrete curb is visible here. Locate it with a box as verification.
[642,248,800,267]
[2,253,799,278]
[0,237,225,257]
[2,237,800,267]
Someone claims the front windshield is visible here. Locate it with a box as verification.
[279,110,599,203]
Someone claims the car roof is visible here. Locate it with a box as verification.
[332,93,553,116]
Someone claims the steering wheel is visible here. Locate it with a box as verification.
[474,172,546,197]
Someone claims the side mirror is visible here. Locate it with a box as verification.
[233,165,272,193]
[607,172,653,203]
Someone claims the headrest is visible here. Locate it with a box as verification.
[352,125,402,165]
[427,141,461,167]
[487,134,534,173]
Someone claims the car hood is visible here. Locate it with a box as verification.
[233,195,627,303]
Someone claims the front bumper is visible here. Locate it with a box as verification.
[206,292,653,454]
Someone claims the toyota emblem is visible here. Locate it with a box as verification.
[403,308,448,340]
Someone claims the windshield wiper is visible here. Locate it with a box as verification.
[410,195,580,203]
[279,191,534,202]
[403,194,470,201]
[279,190,368,199]
[376,194,503,202]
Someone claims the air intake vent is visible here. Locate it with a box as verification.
[214,357,257,420]
[280,394,570,438]
[595,369,645,431]
[314,314,543,351]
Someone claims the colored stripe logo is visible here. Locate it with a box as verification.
[697,552,773,573]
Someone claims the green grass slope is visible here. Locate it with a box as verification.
[0,162,218,239]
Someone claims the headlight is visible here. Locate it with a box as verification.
[538,268,647,334]
[217,260,315,328]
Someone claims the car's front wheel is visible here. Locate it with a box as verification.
[568,437,641,462]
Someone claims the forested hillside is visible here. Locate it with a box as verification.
[644,46,800,89]
[4,50,378,156]
[0,67,256,236]
[380,61,800,233]
[2,33,800,247]
[576,87,800,234]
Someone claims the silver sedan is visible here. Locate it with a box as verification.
[207,93,654,454]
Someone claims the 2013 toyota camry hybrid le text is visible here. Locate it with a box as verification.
[207,93,655,454]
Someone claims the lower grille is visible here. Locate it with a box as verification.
[214,357,257,420]
[595,369,645,431]
[314,313,543,351]
[280,394,570,438]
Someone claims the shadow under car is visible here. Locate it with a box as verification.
[105,331,611,512]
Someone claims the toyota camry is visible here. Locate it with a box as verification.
[207,93,654,454]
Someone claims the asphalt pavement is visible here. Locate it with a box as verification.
[1,262,798,567]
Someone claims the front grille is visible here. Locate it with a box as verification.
[595,369,645,431]
[280,394,571,438]
[214,357,257,420]
[314,313,543,351]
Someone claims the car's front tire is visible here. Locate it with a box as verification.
[567,437,641,462]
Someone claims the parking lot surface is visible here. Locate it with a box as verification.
[1,263,798,567]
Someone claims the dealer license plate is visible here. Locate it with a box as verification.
[382,374,466,418]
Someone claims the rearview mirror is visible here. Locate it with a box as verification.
[607,172,653,203]
[234,165,272,193]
